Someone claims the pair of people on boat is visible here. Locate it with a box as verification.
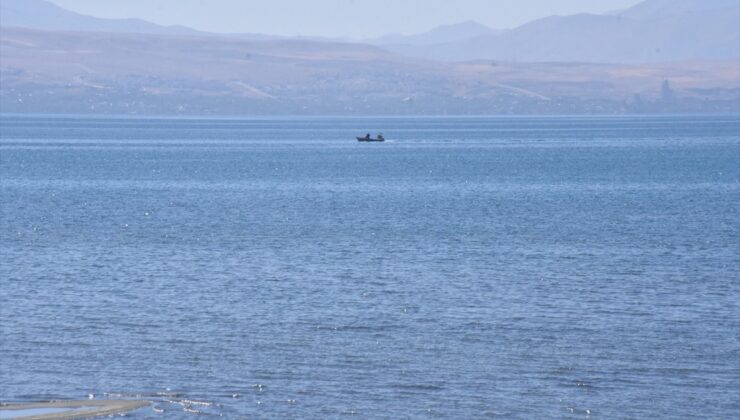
[364,133,384,140]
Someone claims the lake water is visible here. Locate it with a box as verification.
[1,115,738,418]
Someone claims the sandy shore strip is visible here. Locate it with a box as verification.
[0,400,150,419]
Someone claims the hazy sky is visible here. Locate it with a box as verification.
[47,0,644,38]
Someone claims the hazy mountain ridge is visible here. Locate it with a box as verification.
[0,0,282,40]
[0,0,738,115]
[2,27,737,115]
[619,0,740,20]
[368,21,500,46]
[3,0,738,64]
[0,0,201,35]
[381,0,740,63]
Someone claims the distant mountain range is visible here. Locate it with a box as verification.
[2,26,737,115]
[0,0,200,35]
[0,0,738,115]
[2,0,738,64]
[619,0,739,20]
[367,21,502,46]
[0,0,278,40]
[378,0,740,63]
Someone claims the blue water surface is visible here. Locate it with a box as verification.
[1,115,739,418]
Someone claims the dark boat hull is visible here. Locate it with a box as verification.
[356,137,385,142]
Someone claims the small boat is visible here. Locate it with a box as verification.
[357,134,385,142]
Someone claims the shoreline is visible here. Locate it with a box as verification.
[0,400,150,419]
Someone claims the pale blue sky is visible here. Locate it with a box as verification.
[47,0,644,38]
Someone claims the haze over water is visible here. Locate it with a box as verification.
[1,115,739,418]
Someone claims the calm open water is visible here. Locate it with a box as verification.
[1,115,739,418]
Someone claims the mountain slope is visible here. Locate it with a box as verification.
[1,27,737,115]
[0,0,201,35]
[620,0,740,19]
[369,21,499,46]
[380,0,740,63]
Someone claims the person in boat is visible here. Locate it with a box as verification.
[377,133,384,140]
[364,133,371,139]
